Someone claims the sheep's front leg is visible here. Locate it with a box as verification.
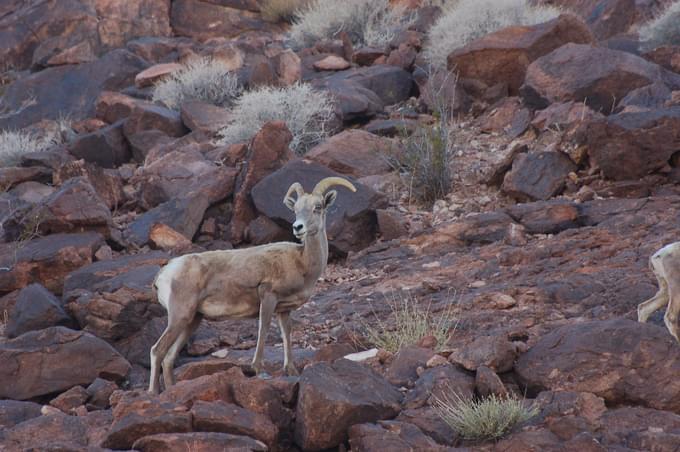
[278,311,299,376]
[253,289,277,378]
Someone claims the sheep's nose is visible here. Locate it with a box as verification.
[293,222,304,232]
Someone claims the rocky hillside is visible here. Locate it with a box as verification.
[1,0,680,450]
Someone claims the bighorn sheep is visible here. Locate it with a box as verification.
[148,177,356,393]
[637,242,680,342]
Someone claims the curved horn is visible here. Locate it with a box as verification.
[312,177,357,196]
[284,182,304,201]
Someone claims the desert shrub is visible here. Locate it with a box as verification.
[217,82,334,155]
[289,0,414,49]
[152,57,241,110]
[434,391,539,441]
[359,291,457,353]
[638,1,680,51]
[261,0,310,22]
[0,129,64,168]
[425,0,561,68]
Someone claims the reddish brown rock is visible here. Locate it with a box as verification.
[246,215,292,245]
[5,283,73,338]
[233,377,294,431]
[231,121,294,244]
[0,166,51,190]
[149,223,193,252]
[585,106,680,180]
[324,64,414,107]
[191,400,278,448]
[0,400,43,429]
[49,385,89,413]
[449,334,517,373]
[478,97,532,137]
[403,364,475,409]
[521,43,680,112]
[531,101,605,132]
[0,49,149,130]
[306,129,395,178]
[396,407,457,446]
[1,411,91,450]
[252,160,386,253]
[124,102,188,138]
[67,120,131,168]
[475,365,508,398]
[86,377,119,410]
[0,326,130,400]
[132,432,268,452]
[135,62,183,88]
[516,318,680,412]
[53,159,125,210]
[175,358,239,381]
[349,420,446,451]
[505,200,580,235]
[501,151,576,202]
[63,252,168,341]
[171,0,271,40]
[180,100,233,135]
[95,91,140,124]
[294,359,403,450]
[386,346,434,387]
[314,55,351,71]
[0,232,103,294]
[448,14,593,93]
[161,367,246,408]
[376,209,408,240]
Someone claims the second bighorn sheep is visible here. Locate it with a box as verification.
[148,177,356,393]
[638,242,680,342]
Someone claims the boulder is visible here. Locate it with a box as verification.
[49,385,89,414]
[28,177,112,236]
[505,200,580,235]
[123,102,188,138]
[135,62,183,88]
[305,129,395,178]
[132,432,267,452]
[252,160,386,253]
[161,367,245,408]
[67,120,131,168]
[133,147,238,210]
[86,377,119,410]
[95,90,141,124]
[63,252,168,341]
[233,377,294,431]
[313,77,384,122]
[191,400,278,448]
[0,400,43,429]
[530,101,605,132]
[402,364,475,409]
[448,14,593,93]
[521,43,680,112]
[231,121,294,244]
[324,65,413,107]
[0,411,92,450]
[180,100,233,135]
[385,346,434,387]
[449,334,517,373]
[515,318,680,411]
[478,97,532,137]
[294,359,403,450]
[314,55,351,71]
[0,0,171,71]
[0,166,51,190]
[396,407,457,446]
[348,421,446,451]
[501,151,576,202]
[376,209,408,240]
[585,106,680,180]
[0,326,130,400]
[475,365,508,398]
[125,195,210,248]
[0,49,149,130]
[171,0,270,40]
[53,159,125,210]
[5,283,72,338]
[0,232,103,294]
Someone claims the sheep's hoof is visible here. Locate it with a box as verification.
[257,371,272,380]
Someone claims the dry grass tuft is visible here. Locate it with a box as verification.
[433,390,539,441]
[359,291,457,353]
[424,0,561,68]
[217,82,334,155]
[152,57,241,110]
[261,0,310,22]
[0,128,65,168]
[638,1,680,51]
[290,0,415,49]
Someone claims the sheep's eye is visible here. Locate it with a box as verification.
[314,205,322,212]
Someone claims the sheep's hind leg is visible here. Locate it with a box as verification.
[162,314,203,389]
[149,319,187,394]
[638,280,668,323]
[664,276,680,342]
[278,311,299,376]
[252,289,277,379]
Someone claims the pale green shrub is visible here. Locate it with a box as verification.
[639,1,680,51]
[0,129,64,167]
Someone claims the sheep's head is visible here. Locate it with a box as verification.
[283,177,357,240]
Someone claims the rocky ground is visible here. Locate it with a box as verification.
[2,0,680,451]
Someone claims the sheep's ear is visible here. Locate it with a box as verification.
[284,196,296,211]
[323,190,337,209]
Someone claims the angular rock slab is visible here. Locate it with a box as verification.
[516,318,680,412]
[132,432,267,452]
[0,326,130,400]
[294,358,403,450]
[252,159,386,253]
[5,283,72,338]
[0,232,103,294]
